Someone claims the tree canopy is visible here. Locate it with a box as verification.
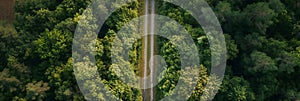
[0,0,299,100]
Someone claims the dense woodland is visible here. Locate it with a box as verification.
[0,0,300,100]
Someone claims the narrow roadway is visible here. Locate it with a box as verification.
[143,0,155,100]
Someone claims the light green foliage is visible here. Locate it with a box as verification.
[0,69,21,100]
[45,58,85,100]
[34,28,72,65]
[0,0,298,100]
[224,34,238,60]
[25,81,50,101]
[0,21,21,69]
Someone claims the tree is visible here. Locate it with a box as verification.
[214,76,255,101]
[25,81,50,101]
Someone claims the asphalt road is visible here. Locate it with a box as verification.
[143,0,155,100]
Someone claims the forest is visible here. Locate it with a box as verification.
[0,0,299,101]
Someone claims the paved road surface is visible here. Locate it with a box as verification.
[143,0,155,100]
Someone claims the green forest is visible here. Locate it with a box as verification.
[0,0,300,101]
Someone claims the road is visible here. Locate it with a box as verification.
[143,0,155,100]
[150,0,155,101]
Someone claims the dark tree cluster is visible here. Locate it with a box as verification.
[0,0,299,100]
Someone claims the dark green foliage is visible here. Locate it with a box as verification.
[0,0,299,100]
